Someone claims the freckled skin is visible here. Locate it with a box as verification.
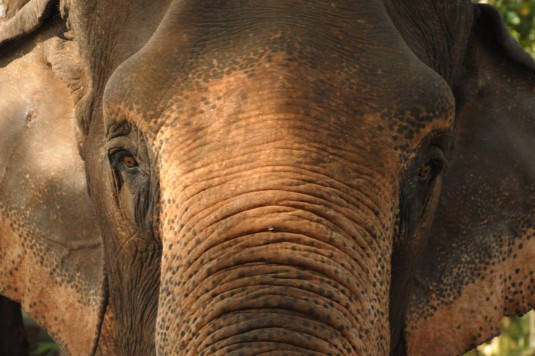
[404,7,535,354]
[0,1,533,355]
[0,16,113,355]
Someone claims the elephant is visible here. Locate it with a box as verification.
[0,0,533,355]
[0,2,115,354]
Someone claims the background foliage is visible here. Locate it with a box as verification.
[465,311,535,356]
[477,0,535,55]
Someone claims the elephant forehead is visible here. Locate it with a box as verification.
[105,53,454,153]
[103,1,455,144]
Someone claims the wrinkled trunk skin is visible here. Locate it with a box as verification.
[149,75,400,353]
[157,167,396,355]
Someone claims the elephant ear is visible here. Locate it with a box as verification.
[0,0,57,45]
[0,1,112,354]
[404,4,535,355]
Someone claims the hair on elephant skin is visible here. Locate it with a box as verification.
[0,0,533,355]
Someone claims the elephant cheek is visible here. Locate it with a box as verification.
[405,233,535,355]
[154,188,396,354]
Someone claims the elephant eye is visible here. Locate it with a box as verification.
[418,164,432,179]
[110,149,140,173]
[122,154,138,168]
[418,156,444,184]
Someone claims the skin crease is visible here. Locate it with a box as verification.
[0,1,532,355]
[0,19,116,355]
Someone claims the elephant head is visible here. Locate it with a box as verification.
[1,0,533,354]
[0,1,114,354]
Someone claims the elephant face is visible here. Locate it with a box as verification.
[0,0,533,355]
[85,2,462,354]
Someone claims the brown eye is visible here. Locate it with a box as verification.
[122,155,138,168]
[418,164,433,179]
[418,157,444,182]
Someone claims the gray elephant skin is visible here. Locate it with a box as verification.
[0,1,533,355]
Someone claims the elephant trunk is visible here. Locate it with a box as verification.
[156,167,395,354]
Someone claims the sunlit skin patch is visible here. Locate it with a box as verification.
[0,34,106,354]
[0,207,102,354]
[406,230,534,355]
